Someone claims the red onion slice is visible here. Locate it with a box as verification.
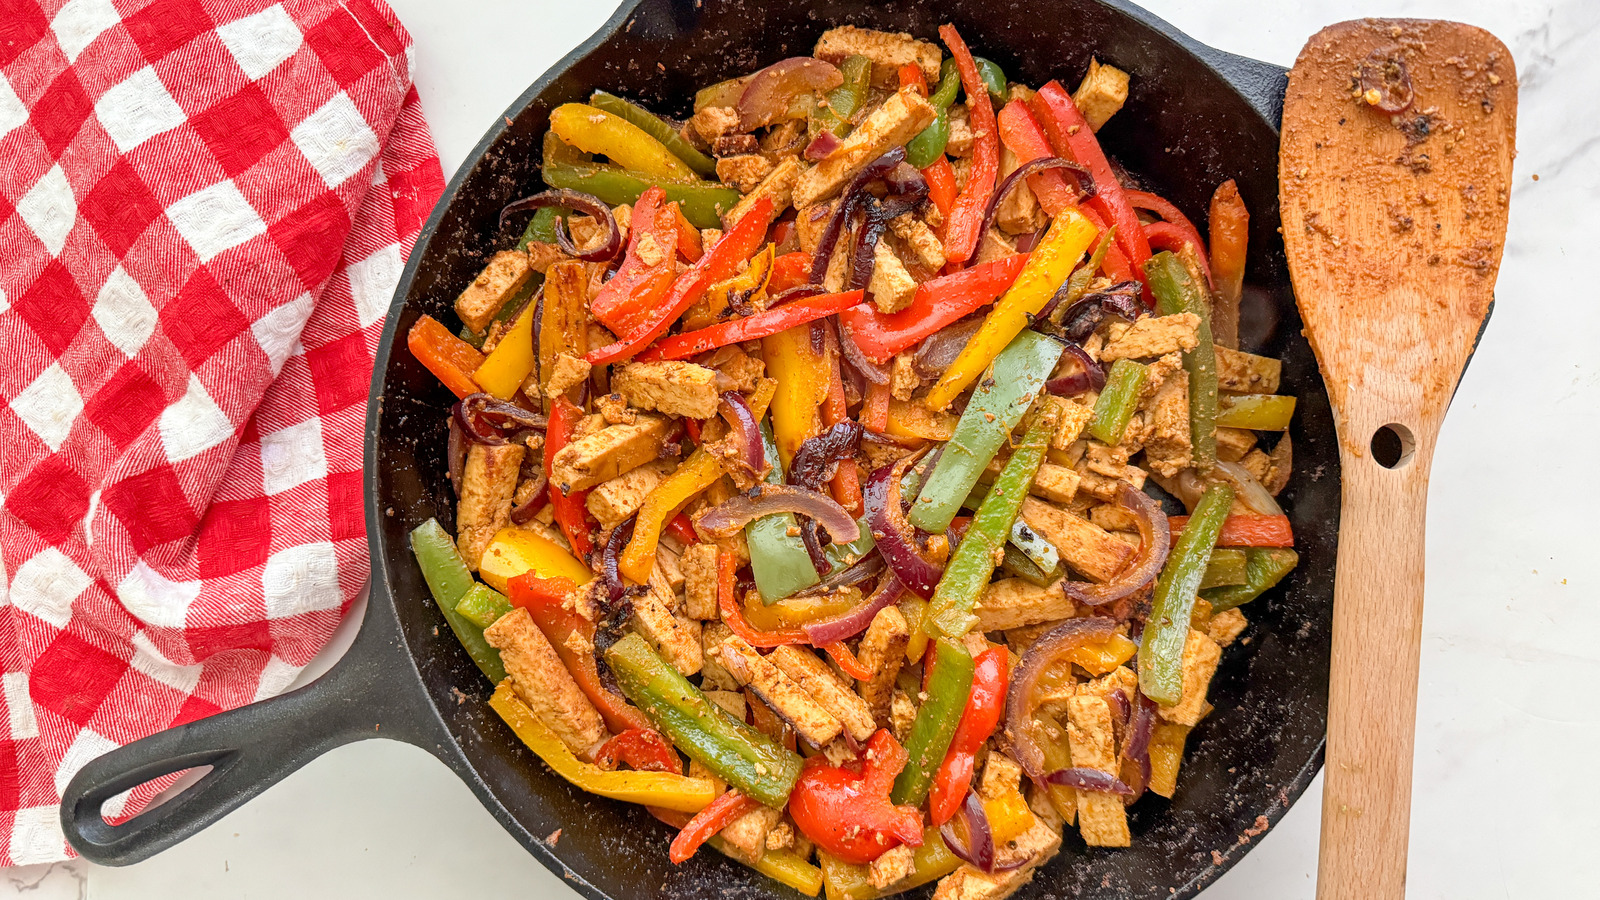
[837,323,889,385]
[978,157,1095,247]
[802,571,904,646]
[1041,340,1105,398]
[499,189,621,262]
[454,393,549,446]
[739,57,843,131]
[864,452,944,599]
[939,790,1030,874]
[696,484,860,543]
[1120,692,1157,802]
[1062,482,1170,607]
[447,415,467,495]
[1044,767,1134,795]
[804,130,842,161]
[1006,616,1121,783]
[809,149,906,285]
[717,391,766,481]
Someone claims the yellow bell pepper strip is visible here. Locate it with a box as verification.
[1203,547,1299,612]
[540,259,590,410]
[454,582,513,629]
[642,289,866,362]
[890,638,974,806]
[1207,178,1249,350]
[681,243,773,331]
[819,827,961,900]
[1216,393,1297,430]
[747,420,822,602]
[408,315,486,399]
[763,322,831,470]
[488,681,717,813]
[549,103,699,182]
[410,519,506,682]
[1069,632,1139,676]
[908,330,1064,533]
[589,90,717,178]
[884,398,957,442]
[740,586,859,631]
[924,208,1098,410]
[1087,358,1148,445]
[619,448,722,585]
[1146,721,1191,799]
[606,633,804,807]
[471,301,536,399]
[839,254,1030,364]
[1146,251,1221,468]
[936,25,998,267]
[1199,548,1250,589]
[1140,483,1234,705]
[586,197,776,366]
[477,524,593,594]
[922,409,1055,639]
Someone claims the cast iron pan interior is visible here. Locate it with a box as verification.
[374,0,1337,897]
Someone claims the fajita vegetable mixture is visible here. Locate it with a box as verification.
[406,23,1299,899]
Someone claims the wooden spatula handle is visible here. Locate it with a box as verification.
[1317,412,1435,900]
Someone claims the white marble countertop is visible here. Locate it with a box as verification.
[9,0,1597,896]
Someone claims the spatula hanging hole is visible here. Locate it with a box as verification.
[1371,423,1415,469]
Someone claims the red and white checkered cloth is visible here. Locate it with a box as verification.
[0,0,444,865]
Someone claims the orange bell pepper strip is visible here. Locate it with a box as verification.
[507,573,654,735]
[587,197,775,366]
[861,382,891,434]
[995,100,1079,216]
[822,641,874,680]
[590,186,680,335]
[899,63,927,94]
[937,25,999,266]
[545,396,594,559]
[407,315,485,398]
[1028,80,1153,286]
[838,253,1029,365]
[670,789,762,864]
[719,548,807,648]
[1207,179,1249,351]
[1169,513,1294,548]
[674,204,704,261]
[764,322,831,470]
[922,156,957,222]
[767,250,815,294]
[619,448,722,585]
[639,290,865,362]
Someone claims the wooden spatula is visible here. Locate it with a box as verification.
[1279,18,1517,900]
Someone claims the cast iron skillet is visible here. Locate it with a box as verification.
[61,1,1341,896]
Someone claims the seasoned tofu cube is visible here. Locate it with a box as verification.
[1088,503,1140,532]
[716,153,774,192]
[690,105,740,144]
[720,804,783,864]
[705,689,747,721]
[869,240,919,313]
[456,250,532,333]
[549,413,672,492]
[890,688,917,742]
[1038,396,1094,450]
[995,146,1047,235]
[1208,607,1249,647]
[766,821,796,851]
[726,156,805,228]
[1158,628,1223,726]
[705,345,766,392]
[944,105,974,157]
[857,606,908,728]
[770,646,877,741]
[978,752,1025,800]
[545,352,591,400]
[596,392,636,425]
[715,634,844,745]
[869,844,917,890]
[484,608,607,756]
[1031,462,1081,504]
[631,565,702,676]
[656,542,686,593]
[700,623,740,690]
[971,228,1018,266]
[456,442,525,571]
[1215,426,1258,462]
[1064,695,1130,847]
[795,199,838,256]
[1071,58,1130,132]
[680,543,720,620]
[612,361,721,419]
[1019,498,1134,583]
[585,458,673,527]
[1142,369,1192,477]
[1239,447,1273,484]
[1214,346,1282,393]
[793,88,937,208]
[813,25,942,88]
[974,578,1075,632]
[1073,464,1147,502]
[1100,313,1201,361]
[890,352,919,401]
[889,212,946,272]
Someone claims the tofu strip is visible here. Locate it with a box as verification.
[484,608,607,757]
[1065,694,1130,847]
[456,442,525,571]
[856,606,908,729]
[715,634,844,746]
[769,646,877,741]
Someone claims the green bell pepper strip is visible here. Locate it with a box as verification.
[1199,548,1249,590]
[931,58,962,107]
[890,638,974,806]
[606,633,803,807]
[1009,518,1058,576]
[410,519,506,683]
[1088,358,1148,445]
[973,57,1007,101]
[748,420,821,602]
[542,161,739,229]
[811,55,871,139]
[1216,393,1298,431]
[1139,484,1234,705]
[517,205,561,249]
[1203,548,1299,612]
[908,330,1063,533]
[1147,251,1221,468]
[960,481,1061,586]
[824,516,876,569]
[455,582,514,629]
[905,60,962,168]
[924,411,1054,639]
[590,90,718,178]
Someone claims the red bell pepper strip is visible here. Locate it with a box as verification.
[788,730,925,865]
[1028,81,1153,287]
[923,157,958,222]
[669,789,761,864]
[507,573,653,734]
[1074,205,1135,284]
[861,382,891,434]
[673,203,704,262]
[927,647,1009,826]
[588,197,775,366]
[590,187,681,335]
[545,396,595,559]
[822,333,864,516]
[899,63,927,94]
[767,250,813,294]
[1169,513,1294,548]
[666,512,700,546]
[718,547,807,648]
[636,290,865,361]
[822,641,874,680]
[839,254,1030,363]
[995,100,1078,215]
[937,25,999,267]
[407,315,486,398]
[595,728,681,774]
[1144,220,1214,287]
[1126,190,1201,239]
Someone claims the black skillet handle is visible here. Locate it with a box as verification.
[1190,42,1289,127]
[60,596,446,866]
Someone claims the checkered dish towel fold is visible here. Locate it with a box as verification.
[0,0,445,864]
